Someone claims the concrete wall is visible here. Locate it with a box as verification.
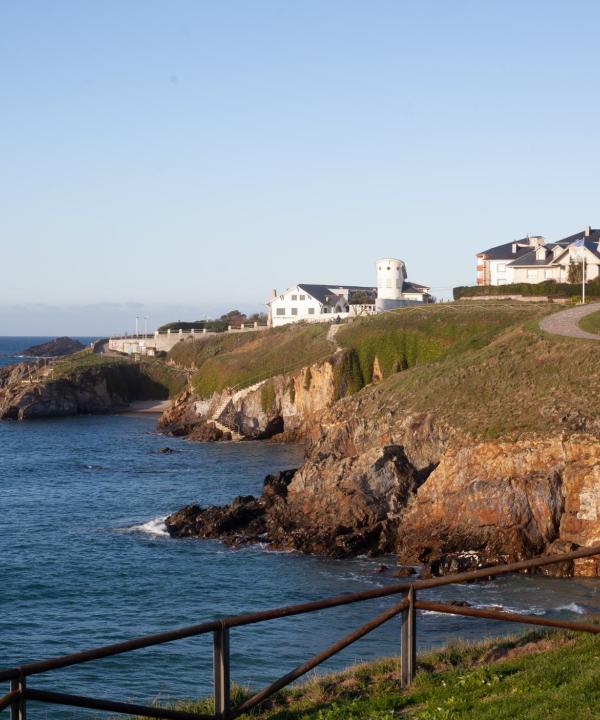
[108,324,268,355]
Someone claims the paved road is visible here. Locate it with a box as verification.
[539,302,600,340]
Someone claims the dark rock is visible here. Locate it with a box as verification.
[159,447,176,454]
[375,564,389,574]
[448,600,471,607]
[22,337,85,357]
[392,566,417,578]
[187,422,232,442]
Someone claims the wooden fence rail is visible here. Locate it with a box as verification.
[3,544,600,719]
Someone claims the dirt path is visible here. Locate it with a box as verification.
[539,302,600,340]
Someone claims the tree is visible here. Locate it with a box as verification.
[568,259,583,284]
[349,290,373,305]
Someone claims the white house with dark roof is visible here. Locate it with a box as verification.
[476,226,600,286]
[267,259,431,327]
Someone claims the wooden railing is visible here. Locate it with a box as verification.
[2,545,600,719]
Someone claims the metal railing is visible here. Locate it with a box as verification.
[2,544,600,720]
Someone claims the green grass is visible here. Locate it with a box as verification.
[127,629,600,720]
[333,301,556,398]
[579,309,600,335]
[167,324,332,398]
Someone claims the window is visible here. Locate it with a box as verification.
[276,308,285,315]
[526,269,537,280]
[291,295,297,301]
[308,308,315,314]
[497,279,508,285]
[299,294,306,300]
[322,307,329,313]
[386,279,392,288]
[291,308,298,315]
[497,264,506,272]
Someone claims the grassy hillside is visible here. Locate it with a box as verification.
[167,324,332,398]
[51,350,187,399]
[336,300,600,439]
[130,628,600,720]
[333,302,556,397]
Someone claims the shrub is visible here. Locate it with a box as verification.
[260,381,276,413]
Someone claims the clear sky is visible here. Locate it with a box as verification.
[2,1,600,334]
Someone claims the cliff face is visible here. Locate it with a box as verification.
[159,358,338,441]
[166,371,600,576]
[0,363,129,419]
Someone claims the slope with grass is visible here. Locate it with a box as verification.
[130,628,600,720]
[167,324,332,398]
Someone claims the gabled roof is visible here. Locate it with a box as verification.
[477,238,531,260]
[403,280,430,292]
[509,239,600,267]
[557,229,600,246]
[297,284,375,304]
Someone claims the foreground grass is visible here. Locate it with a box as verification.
[129,629,600,720]
[579,309,600,335]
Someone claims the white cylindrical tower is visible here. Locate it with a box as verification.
[376,258,406,299]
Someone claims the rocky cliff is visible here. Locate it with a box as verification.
[166,373,600,577]
[158,356,339,441]
[0,359,181,420]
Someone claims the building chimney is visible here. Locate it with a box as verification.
[272,289,277,298]
[585,225,591,238]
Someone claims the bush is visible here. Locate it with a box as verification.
[453,280,600,300]
[260,381,276,413]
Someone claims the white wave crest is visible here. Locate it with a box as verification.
[126,516,169,537]
[555,602,585,614]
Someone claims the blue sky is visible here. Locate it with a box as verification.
[2,1,600,334]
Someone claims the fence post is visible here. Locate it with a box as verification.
[213,627,230,719]
[11,676,26,720]
[400,586,416,688]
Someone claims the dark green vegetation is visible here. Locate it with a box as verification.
[168,324,332,398]
[159,311,267,333]
[454,281,597,300]
[333,301,554,400]
[130,629,600,720]
[52,351,187,399]
[579,309,600,335]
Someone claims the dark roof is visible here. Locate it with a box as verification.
[509,239,600,267]
[297,284,375,304]
[403,280,430,292]
[477,238,532,260]
[556,229,600,245]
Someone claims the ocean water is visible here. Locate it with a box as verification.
[2,345,600,717]
[0,336,98,368]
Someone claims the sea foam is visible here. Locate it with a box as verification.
[126,516,169,537]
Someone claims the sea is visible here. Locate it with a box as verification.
[2,337,600,718]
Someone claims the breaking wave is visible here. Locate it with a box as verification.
[125,516,169,537]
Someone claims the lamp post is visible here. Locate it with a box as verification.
[135,315,139,337]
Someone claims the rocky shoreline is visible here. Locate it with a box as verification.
[164,380,600,578]
[4,340,600,579]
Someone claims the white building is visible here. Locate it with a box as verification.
[268,259,431,327]
[476,226,600,286]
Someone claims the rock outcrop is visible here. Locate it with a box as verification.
[158,357,338,442]
[167,373,600,576]
[22,337,85,357]
[0,363,130,419]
